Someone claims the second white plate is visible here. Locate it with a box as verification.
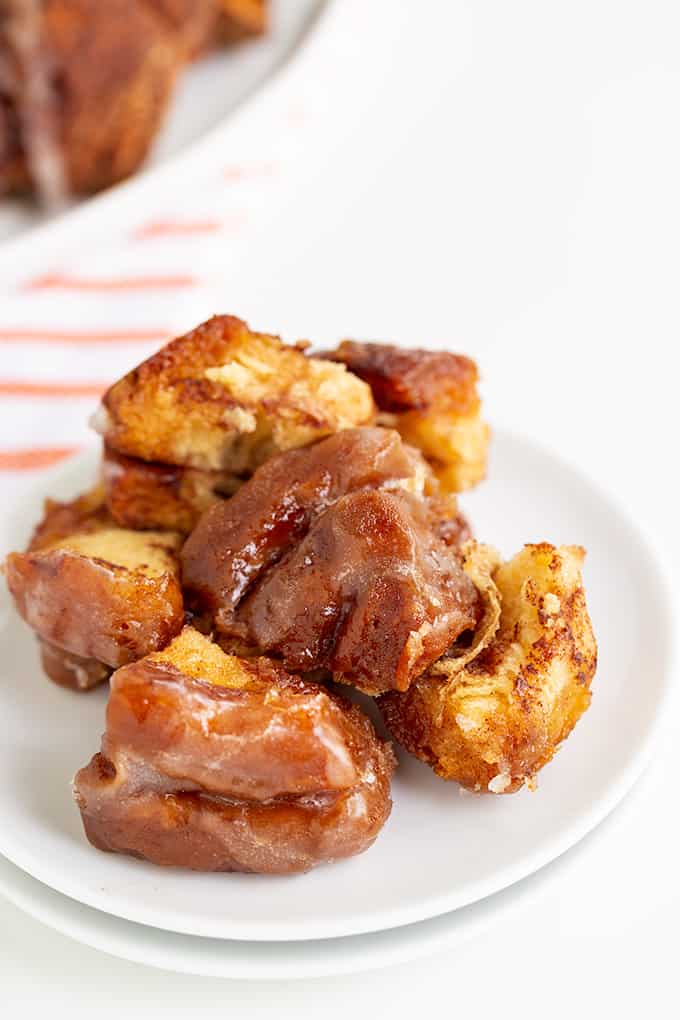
[0,848,535,979]
[0,429,672,941]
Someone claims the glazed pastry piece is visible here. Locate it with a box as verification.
[74,627,395,873]
[96,315,376,474]
[379,543,597,793]
[102,445,240,534]
[5,488,184,671]
[182,428,482,694]
[38,639,111,692]
[181,427,429,614]
[327,341,489,493]
[236,488,481,695]
[92,626,376,799]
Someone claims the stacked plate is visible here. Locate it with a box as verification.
[0,430,672,977]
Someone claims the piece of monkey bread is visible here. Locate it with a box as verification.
[48,0,181,194]
[181,427,482,694]
[379,543,597,793]
[74,627,396,873]
[327,340,489,493]
[5,487,184,682]
[96,315,376,475]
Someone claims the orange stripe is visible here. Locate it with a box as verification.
[134,219,221,239]
[25,273,197,292]
[0,381,106,397]
[0,447,80,470]
[0,328,168,344]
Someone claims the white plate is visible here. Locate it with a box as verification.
[0,795,626,981]
[0,0,326,245]
[0,429,673,942]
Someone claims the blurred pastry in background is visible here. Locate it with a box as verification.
[0,0,268,203]
[147,0,268,57]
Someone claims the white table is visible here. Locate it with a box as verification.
[1,1,677,1013]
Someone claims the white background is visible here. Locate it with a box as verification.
[1,0,678,1014]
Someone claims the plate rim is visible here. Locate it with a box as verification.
[0,847,504,979]
[0,427,675,942]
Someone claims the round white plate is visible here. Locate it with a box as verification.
[0,429,673,942]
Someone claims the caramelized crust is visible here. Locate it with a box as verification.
[102,445,239,533]
[98,315,376,473]
[328,341,489,493]
[74,628,395,873]
[328,341,479,415]
[5,489,184,669]
[182,428,481,694]
[39,639,111,692]
[379,544,597,793]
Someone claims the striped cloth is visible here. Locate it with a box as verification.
[0,0,355,515]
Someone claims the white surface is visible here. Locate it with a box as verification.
[0,0,678,1013]
[0,0,325,243]
[1,430,670,946]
